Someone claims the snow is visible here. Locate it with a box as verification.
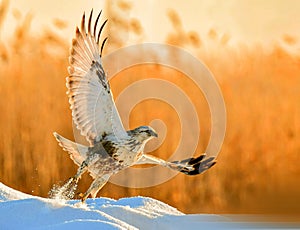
[0,182,296,229]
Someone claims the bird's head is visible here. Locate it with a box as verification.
[128,126,158,143]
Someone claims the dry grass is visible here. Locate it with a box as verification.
[0,2,300,215]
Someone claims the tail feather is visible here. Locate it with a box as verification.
[53,132,88,166]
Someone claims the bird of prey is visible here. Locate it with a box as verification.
[53,10,216,202]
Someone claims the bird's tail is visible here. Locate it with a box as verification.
[53,132,88,166]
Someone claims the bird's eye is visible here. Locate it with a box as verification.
[142,130,149,134]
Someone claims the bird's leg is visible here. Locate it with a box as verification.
[49,162,89,200]
[71,160,88,183]
[80,175,110,202]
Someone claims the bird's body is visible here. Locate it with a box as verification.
[90,126,158,168]
[53,10,216,202]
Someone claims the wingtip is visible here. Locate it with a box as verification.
[97,19,108,44]
[100,37,108,57]
[88,9,93,34]
[209,161,217,168]
[53,132,61,140]
[75,26,80,36]
[81,11,86,33]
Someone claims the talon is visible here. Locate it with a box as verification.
[78,192,89,202]
[81,194,88,203]
[78,192,84,198]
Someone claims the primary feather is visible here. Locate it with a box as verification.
[67,10,128,145]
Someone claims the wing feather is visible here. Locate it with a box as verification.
[135,153,216,176]
[67,11,128,144]
[53,132,88,166]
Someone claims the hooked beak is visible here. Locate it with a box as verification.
[150,130,158,138]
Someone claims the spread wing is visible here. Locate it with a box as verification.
[67,10,128,144]
[135,153,216,176]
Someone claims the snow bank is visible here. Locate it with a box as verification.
[0,182,296,229]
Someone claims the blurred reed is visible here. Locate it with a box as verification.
[0,0,299,214]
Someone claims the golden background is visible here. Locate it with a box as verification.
[0,0,299,214]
